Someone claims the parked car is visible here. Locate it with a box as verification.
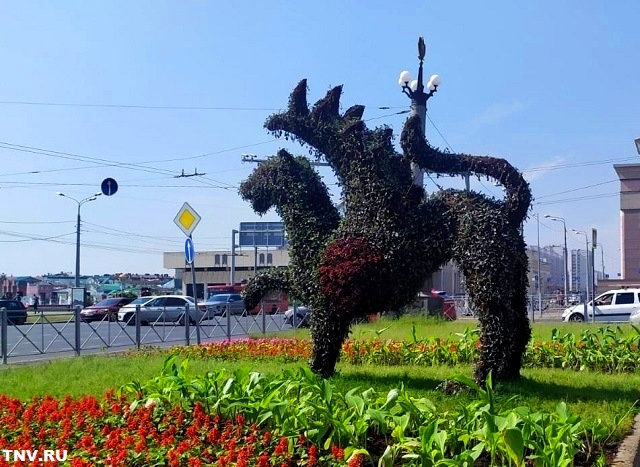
[430,291,457,320]
[568,293,582,305]
[562,288,640,322]
[80,297,135,322]
[117,295,200,325]
[0,299,28,325]
[199,293,245,316]
[630,308,640,324]
[116,296,158,323]
[284,305,311,327]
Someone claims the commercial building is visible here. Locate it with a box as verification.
[163,247,289,299]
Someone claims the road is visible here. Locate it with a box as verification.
[1,314,289,364]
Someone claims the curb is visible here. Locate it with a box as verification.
[611,414,640,467]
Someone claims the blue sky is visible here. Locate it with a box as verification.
[0,1,638,277]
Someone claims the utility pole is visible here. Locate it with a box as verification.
[230,229,238,286]
[241,154,330,166]
[56,192,101,288]
[531,212,542,323]
[545,215,569,306]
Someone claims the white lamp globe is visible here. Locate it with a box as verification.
[428,74,441,87]
[398,70,412,86]
[409,80,418,92]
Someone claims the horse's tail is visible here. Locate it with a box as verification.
[400,115,531,227]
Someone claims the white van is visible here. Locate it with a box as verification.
[562,288,640,322]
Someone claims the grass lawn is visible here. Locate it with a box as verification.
[26,312,73,324]
[0,315,638,443]
[268,314,638,342]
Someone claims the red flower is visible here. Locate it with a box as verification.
[348,453,365,467]
[274,437,288,456]
[257,453,271,467]
[331,445,344,461]
[308,445,319,467]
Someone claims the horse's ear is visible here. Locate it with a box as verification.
[276,149,295,163]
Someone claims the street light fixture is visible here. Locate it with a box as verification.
[635,137,640,155]
[544,215,569,305]
[56,192,102,287]
[397,36,441,188]
[571,229,594,323]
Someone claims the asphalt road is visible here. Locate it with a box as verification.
[1,314,289,364]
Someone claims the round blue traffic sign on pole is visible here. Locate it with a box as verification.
[101,178,118,196]
[185,237,195,264]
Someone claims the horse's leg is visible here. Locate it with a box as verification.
[469,236,531,384]
[498,245,531,380]
[308,306,350,378]
[454,212,531,385]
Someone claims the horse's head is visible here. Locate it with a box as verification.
[239,149,316,214]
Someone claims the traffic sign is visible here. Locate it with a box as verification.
[173,202,201,237]
[185,237,195,264]
[101,178,118,196]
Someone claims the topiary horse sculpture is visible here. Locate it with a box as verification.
[240,80,531,384]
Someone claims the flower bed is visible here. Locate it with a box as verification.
[167,326,640,373]
[0,393,341,467]
[0,361,614,466]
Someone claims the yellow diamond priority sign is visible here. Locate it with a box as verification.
[174,202,201,237]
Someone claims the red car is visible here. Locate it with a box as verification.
[80,297,134,322]
[429,290,457,321]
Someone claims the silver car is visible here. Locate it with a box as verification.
[200,293,245,316]
[117,296,157,324]
[118,295,201,325]
[284,305,311,327]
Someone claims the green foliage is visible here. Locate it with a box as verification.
[119,362,613,466]
[243,267,292,311]
[240,79,532,384]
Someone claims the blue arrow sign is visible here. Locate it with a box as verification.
[101,178,118,196]
[185,237,194,264]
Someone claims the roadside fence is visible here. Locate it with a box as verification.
[0,303,306,364]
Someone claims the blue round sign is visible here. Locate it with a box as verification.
[101,178,118,196]
[185,238,195,264]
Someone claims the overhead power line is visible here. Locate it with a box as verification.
[0,100,408,112]
[0,101,281,111]
[524,156,638,173]
[0,140,240,189]
[175,168,206,178]
[535,179,618,200]
[534,192,618,206]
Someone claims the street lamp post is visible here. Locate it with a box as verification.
[534,213,541,320]
[571,229,593,322]
[545,215,569,305]
[397,37,441,188]
[56,192,101,287]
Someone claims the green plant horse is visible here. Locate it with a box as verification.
[240,80,532,384]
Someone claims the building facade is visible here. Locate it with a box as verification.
[614,164,640,282]
[163,247,290,299]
